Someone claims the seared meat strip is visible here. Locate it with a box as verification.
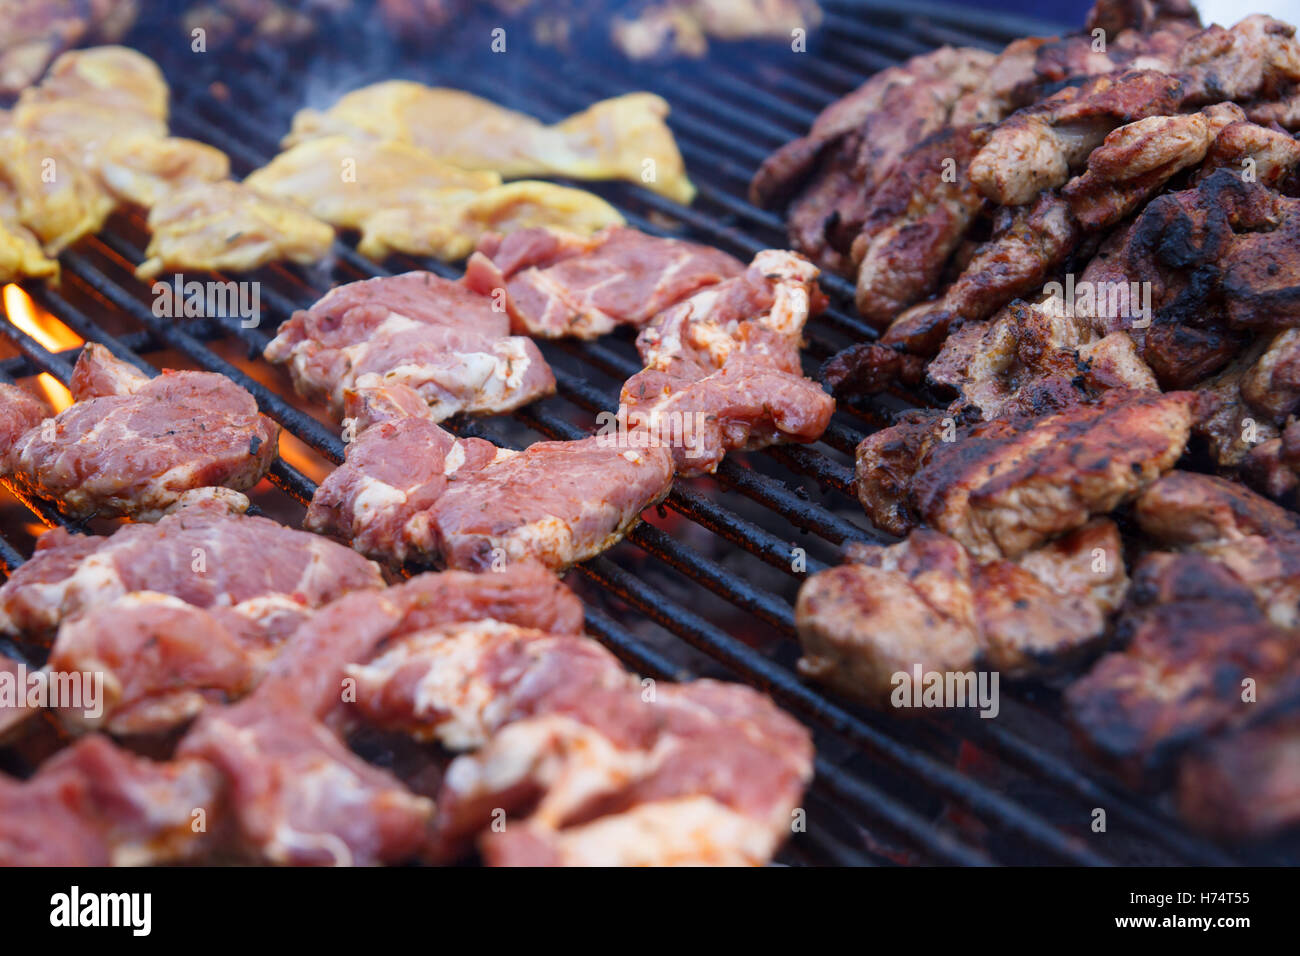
[308,384,674,571]
[0,493,384,643]
[881,190,1081,355]
[796,520,1126,707]
[1192,119,1300,191]
[854,389,1197,553]
[0,382,48,466]
[968,70,1184,207]
[343,618,813,866]
[1174,15,1300,107]
[462,225,744,339]
[5,344,279,520]
[850,126,986,326]
[264,271,556,421]
[619,249,833,475]
[0,735,219,866]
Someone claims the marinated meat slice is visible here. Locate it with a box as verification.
[5,344,279,520]
[1219,192,1300,329]
[462,226,745,339]
[968,70,1184,207]
[1085,0,1200,36]
[619,249,833,474]
[850,126,986,326]
[795,520,1126,706]
[1176,688,1300,840]
[264,271,556,421]
[46,592,269,735]
[909,389,1198,560]
[244,137,623,262]
[306,387,507,564]
[1188,337,1280,470]
[611,0,822,60]
[1063,103,1245,231]
[1065,549,1299,787]
[416,436,675,572]
[1175,15,1300,107]
[283,82,695,203]
[0,735,218,866]
[0,493,385,643]
[174,563,587,865]
[1242,328,1300,424]
[0,382,48,466]
[881,191,1081,355]
[178,699,435,866]
[342,618,811,866]
[135,180,334,279]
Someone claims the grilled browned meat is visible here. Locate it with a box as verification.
[796,520,1126,707]
[1175,15,1300,107]
[4,344,280,520]
[855,388,1196,556]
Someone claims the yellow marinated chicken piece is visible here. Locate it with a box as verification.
[283,82,695,203]
[245,136,623,261]
[0,184,59,283]
[96,135,231,208]
[0,121,115,255]
[136,180,335,280]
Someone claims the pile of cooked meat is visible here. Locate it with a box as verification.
[0,495,812,865]
[782,0,1300,843]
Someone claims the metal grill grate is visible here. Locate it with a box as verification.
[0,0,1283,865]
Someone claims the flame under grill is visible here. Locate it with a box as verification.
[0,0,1285,865]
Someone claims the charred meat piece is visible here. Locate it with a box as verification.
[342,617,812,866]
[5,344,279,520]
[0,493,384,643]
[619,249,833,475]
[819,342,926,400]
[1175,15,1300,107]
[1063,103,1245,231]
[264,271,556,421]
[852,409,944,538]
[0,734,217,866]
[750,46,995,271]
[969,70,1184,207]
[854,389,1197,554]
[912,389,1197,560]
[881,190,1081,355]
[1176,685,1300,840]
[927,298,1158,421]
[850,126,986,326]
[1193,120,1300,192]
[462,225,745,339]
[1066,548,1300,787]
[795,520,1127,706]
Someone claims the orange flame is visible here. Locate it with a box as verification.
[2,284,80,411]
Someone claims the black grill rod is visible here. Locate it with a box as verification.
[0,331,153,380]
[953,712,1239,866]
[580,590,992,865]
[59,250,348,470]
[577,553,1109,865]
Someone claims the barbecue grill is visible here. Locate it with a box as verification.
[1,0,1292,866]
